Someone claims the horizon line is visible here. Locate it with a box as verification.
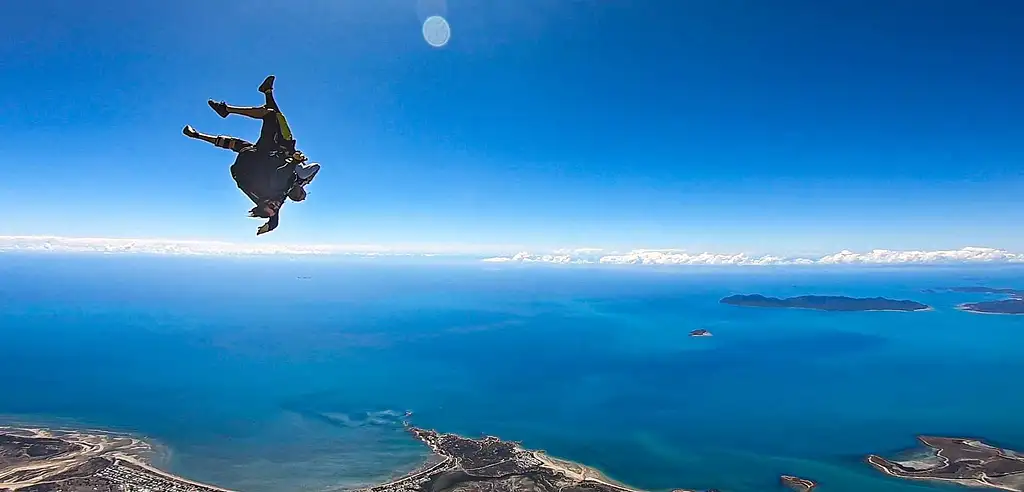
[1,235,1023,267]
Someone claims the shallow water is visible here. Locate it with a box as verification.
[2,255,1022,491]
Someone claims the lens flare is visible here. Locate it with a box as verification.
[422,15,451,48]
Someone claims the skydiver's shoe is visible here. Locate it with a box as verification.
[294,162,320,186]
[182,125,198,138]
[208,100,229,118]
[258,75,275,94]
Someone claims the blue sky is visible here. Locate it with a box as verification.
[2,0,1022,255]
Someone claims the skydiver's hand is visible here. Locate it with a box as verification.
[257,222,272,235]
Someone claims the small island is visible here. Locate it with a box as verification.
[780,475,817,492]
[942,286,1024,315]
[720,294,930,312]
[689,329,712,337]
[866,436,1024,491]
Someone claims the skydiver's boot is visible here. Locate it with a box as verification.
[207,100,230,118]
[258,75,275,94]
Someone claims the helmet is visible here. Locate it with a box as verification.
[288,186,307,202]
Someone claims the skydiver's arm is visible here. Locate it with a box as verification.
[257,213,279,236]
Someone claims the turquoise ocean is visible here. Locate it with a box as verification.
[2,254,1023,492]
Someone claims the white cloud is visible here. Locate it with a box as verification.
[0,235,477,257]
[3,236,1023,267]
[815,247,1024,265]
[482,251,589,264]
[485,247,1024,266]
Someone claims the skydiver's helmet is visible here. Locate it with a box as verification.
[288,186,307,202]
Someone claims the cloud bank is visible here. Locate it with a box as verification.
[0,235,464,257]
[3,236,1022,267]
[484,247,1024,266]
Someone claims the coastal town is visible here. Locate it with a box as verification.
[0,428,229,492]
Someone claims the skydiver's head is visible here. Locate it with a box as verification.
[288,186,307,202]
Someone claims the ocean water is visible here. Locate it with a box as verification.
[2,254,1023,492]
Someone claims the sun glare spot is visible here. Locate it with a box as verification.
[422,15,451,48]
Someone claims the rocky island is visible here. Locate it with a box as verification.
[720,294,930,312]
[866,436,1024,491]
[689,329,712,337]
[942,286,1024,315]
[779,475,817,492]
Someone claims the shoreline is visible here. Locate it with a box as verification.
[0,425,235,492]
[866,454,1019,492]
[955,304,1024,315]
[725,304,934,313]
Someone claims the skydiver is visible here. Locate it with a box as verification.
[182,76,319,235]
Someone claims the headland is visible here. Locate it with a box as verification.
[363,425,719,492]
[866,436,1024,491]
[720,294,930,312]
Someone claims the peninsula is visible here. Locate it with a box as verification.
[866,436,1024,491]
[942,286,1024,315]
[720,294,930,312]
[364,426,718,492]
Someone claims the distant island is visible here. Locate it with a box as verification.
[780,475,817,492]
[720,294,931,312]
[940,286,1024,315]
[689,329,712,337]
[866,436,1024,491]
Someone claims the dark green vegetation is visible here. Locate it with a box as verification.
[942,286,1024,314]
[720,294,930,312]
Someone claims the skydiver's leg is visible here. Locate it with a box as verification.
[207,100,272,120]
[183,125,252,153]
[259,76,297,152]
[253,110,284,152]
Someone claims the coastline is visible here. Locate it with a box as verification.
[0,425,234,492]
[866,454,1019,492]
[955,304,1024,316]
[724,304,934,313]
